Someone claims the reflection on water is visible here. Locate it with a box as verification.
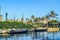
[0,31,60,40]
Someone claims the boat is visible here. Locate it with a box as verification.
[8,29,28,34]
[34,28,47,32]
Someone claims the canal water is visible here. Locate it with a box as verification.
[0,31,60,40]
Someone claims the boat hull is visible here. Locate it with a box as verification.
[8,30,28,34]
[34,29,47,32]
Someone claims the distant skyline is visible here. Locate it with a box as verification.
[0,0,60,21]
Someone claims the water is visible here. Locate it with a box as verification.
[0,31,60,40]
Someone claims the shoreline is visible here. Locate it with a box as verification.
[47,28,59,32]
[0,27,60,34]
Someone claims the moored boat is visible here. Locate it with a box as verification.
[34,28,47,32]
[8,29,28,34]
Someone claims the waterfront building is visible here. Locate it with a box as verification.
[0,15,3,21]
[7,19,21,22]
[0,6,3,21]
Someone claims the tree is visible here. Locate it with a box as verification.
[34,17,39,22]
[26,18,29,22]
[41,17,45,21]
[49,10,58,20]
[45,15,50,20]
[21,18,24,22]
[39,17,41,20]
[45,15,50,28]
[29,19,32,23]
[49,10,58,28]
[26,18,29,24]
[5,12,8,22]
[21,13,24,22]
[31,15,34,22]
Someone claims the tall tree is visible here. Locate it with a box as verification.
[31,15,34,22]
[45,15,50,20]
[45,15,50,28]
[21,13,24,22]
[34,17,39,22]
[41,17,45,21]
[26,18,29,22]
[21,18,24,22]
[5,12,8,22]
[49,10,58,28]
[49,10,58,20]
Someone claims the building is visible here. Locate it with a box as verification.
[0,6,3,21]
[0,15,3,21]
[7,19,21,22]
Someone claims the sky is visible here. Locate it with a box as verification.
[0,0,60,21]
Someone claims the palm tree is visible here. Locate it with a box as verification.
[26,18,29,22]
[45,15,50,28]
[5,12,8,22]
[21,18,24,22]
[31,15,34,22]
[21,13,24,22]
[34,17,39,22]
[38,17,41,22]
[49,10,58,20]
[41,17,45,21]
[26,18,29,24]
[49,10,58,28]
[45,15,50,20]
[40,17,45,27]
